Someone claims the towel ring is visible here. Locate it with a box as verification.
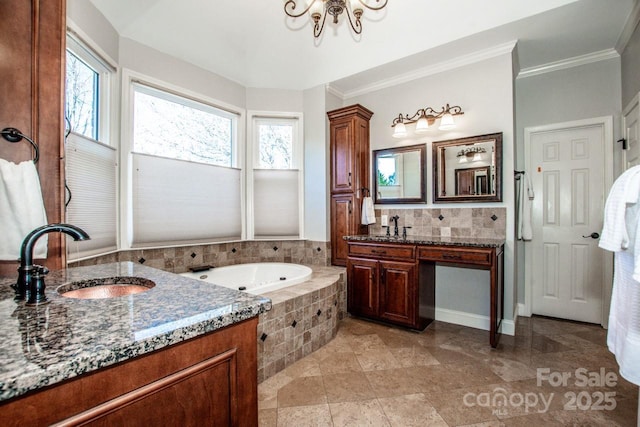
[1,127,39,164]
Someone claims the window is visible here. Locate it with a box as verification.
[128,78,242,246]
[132,84,236,167]
[250,115,303,239]
[64,34,117,260]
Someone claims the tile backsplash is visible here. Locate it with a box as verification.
[370,207,506,239]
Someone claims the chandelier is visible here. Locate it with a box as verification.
[391,104,464,138]
[457,146,486,163]
[284,0,389,38]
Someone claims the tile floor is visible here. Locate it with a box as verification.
[258,316,638,426]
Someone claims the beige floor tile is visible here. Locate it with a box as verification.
[408,363,502,393]
[317,352,362,375]
[259,408,278,427]
[277,404,333,427]
[424,386,500,426]
[329,399,391,427]
[378,393,448,427]
[388,345,440,367]
[322,371,376,403]
[277,376,327,408]
[484,356,538,382]
[365,367,421,397]
[354,348,398,371]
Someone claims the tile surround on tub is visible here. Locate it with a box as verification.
[69,240,332,270]
[370,207,506,240]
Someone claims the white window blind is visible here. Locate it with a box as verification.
[131,153,241,245]
[65,133,118,260]
[253,169,299,238]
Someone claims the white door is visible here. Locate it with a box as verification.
[529,123,606,323]
[623,94,640,170]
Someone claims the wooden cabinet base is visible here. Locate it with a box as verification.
[1,318,259,427]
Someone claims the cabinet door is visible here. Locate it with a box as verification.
[331,194,356,266]
[330,120,355,193]
[378,260,417,328]
[347,257,379,318]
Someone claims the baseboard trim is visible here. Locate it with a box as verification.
[435,308,515,336]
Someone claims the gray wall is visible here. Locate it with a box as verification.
[514,58,622,305]
[622,19,640,109]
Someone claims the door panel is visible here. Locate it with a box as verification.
[530,125,605,323]
[331,121,354,193]
[330,194,355,266]
[378,260,416,327]
[347,257,378,318]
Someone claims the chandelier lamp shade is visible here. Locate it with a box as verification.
[457,146,486,163]
[391,104,464,138]
[284,0,389,38]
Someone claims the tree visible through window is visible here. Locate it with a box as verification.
[65,50,99,140]
[133,85,234,167]
[258,123,293,169]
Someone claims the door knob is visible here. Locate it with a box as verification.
[582,232,600,239]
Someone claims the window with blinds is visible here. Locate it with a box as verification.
[129,82,241,246]
[250,116,303,239]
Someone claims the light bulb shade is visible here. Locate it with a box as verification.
[438,112,456,130]
[392,122,407,138]
[415,116,429,133]
[310,0,323,16]
[472,152,483,161]
[458,156,468,163]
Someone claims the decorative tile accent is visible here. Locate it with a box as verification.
[138,257,146,264]
[231,248,237,253]
[260,333,268,342]
[317,309,322,317]
[273,246,278,251]
[190,252,196,258]
[438,215,445,221]
[291,320,297,328]
[491,214,498,221]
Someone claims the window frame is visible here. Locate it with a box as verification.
[247,112,304,240]
[65,33,114,144]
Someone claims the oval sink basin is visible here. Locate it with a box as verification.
[58,277,155,299]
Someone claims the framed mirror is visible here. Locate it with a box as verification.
[373,144,426,204]
[432,132,502,203]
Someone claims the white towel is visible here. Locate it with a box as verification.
[607,251,640,386]
[361,196,376,225]
[517,172,534,241]
[0,159,48,260]
[599,165,640,252]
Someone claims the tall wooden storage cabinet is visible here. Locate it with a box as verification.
[328,104,373,266]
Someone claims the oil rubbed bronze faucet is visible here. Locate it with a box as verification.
[15,224,90,304]
[391,215,400,237]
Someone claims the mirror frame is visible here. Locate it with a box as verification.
[373,144,427,204]
[432,132,502,203]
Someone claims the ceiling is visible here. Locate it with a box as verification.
[88,0,636,93]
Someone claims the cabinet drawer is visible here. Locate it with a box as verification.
[417,246,493,266]
[348,243,415,260]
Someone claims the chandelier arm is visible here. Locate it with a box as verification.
[284,0,317,18]
[314,8,329,37]
[345,5,363,34]
[357,0,389,11]
[448,105,464,115]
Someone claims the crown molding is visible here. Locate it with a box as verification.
[616,0,640,53]
[333,40,517,99]
[325,84,345,100]
[517,49,620,79]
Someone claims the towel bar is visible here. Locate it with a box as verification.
[1,127,39,163]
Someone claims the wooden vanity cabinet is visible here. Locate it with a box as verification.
[1,318,259,426]
[328,105,373,266]
[347,242,423,329]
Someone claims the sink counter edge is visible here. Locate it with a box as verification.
[343,235,505,248]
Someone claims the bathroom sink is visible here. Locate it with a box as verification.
[57,277,155,299]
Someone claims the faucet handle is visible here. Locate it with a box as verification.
[26,265,49,306]
[402,226,412,239]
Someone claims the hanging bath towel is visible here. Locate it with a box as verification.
[361,196,376,225]
[0,159,48,260]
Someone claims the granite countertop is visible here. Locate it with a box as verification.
[344,234,505,248]
[0,262,271,403]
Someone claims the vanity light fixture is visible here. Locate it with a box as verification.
[284,0,388,38]
[391,104,464,138]
[457,146,486,163]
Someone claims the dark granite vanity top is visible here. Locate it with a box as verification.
[344,234,505,248]
[0,262,271,402]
